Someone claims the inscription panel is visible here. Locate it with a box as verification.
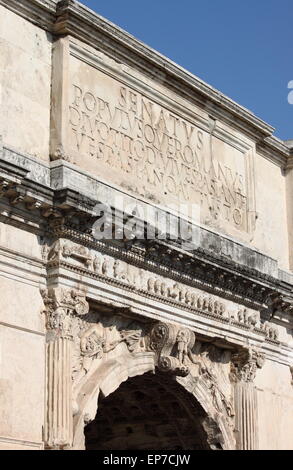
[68,55,253,235]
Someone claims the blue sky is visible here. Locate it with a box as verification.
[82,0,292,141]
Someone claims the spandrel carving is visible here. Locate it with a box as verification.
[150,322,234,418]
[189,343,234,418]
[72,314,147,389]
[202,368,234,417]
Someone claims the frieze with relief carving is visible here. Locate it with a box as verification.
[46,239,280,343]
[48,239,93,268]
[0,148,292,320]
[40,285,260,446]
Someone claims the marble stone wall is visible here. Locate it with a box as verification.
[0,0,292,451]
[0,5,52,161]
[255,361,293,450]
[0,224,46,449]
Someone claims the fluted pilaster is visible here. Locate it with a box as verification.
[45,337,73,449]
[231,348,265,450]
[41,287,89,449]
[234,381,258,450]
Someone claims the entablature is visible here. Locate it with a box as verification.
[1,146,293,324]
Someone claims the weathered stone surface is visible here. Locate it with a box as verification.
[0,5,52,161]
[255,361,293,450]
[0,0,292,451]
[0,326,45,446]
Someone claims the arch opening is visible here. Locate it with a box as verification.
[84,371,212,450]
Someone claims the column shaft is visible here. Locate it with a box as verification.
[234,382,258,450]
[45,337,73,449]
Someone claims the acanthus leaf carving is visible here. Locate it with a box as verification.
[230,348,265,383]
[41,287,89,338]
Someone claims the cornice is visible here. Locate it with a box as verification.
[283,142,293,171]
[256,136,291,169]
[265,136,291,156]
[54,1,291,164]
[0,0,57,30]
[1,0,290,166]
[54,1,274,138]
[48,225,293,319]
[1,148,293,318]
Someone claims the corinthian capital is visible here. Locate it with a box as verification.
[231,348,265,383]
[41,287,89,338]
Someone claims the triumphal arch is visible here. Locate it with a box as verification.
[0,0,293,451]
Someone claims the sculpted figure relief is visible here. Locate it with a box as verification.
[73,317,145,389]
[113,260,129,282]
[146,278,227,317]
[93,255,102,273]
[150,322,234,418]
[261,321,279,341]
[75,323,121,385]
[194,345,234,418]
[168,283,180,301]
[236,308,260,328]
[201,367,234,417]
[176,329,191,364]
[48,240,93,269]
[102,257,111,275]
[80,323,120,358]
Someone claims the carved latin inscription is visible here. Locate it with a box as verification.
[68,62,249,231]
